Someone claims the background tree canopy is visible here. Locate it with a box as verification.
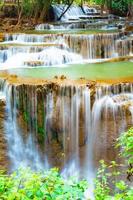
[1,0,133,22]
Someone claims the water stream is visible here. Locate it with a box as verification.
[0,79,133,181]
[0,32,133,69]
[0,27,133,198]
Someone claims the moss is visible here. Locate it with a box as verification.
[23,111,30,123]
[38,126,45,136]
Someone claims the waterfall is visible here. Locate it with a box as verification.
[92,83,133,164]
[52,5,85,21]
[1,47,82,68]
[4,84,45,171]
[116,37,133,56]
[1,77,133,200]
[1,80,133,171]
[64,32,126,59]
[0,32,133,68]
[1,81,94,179]
[4,33,64,44]
[52,5,99,21]
[1,33,85,68]
[0,46,45,64]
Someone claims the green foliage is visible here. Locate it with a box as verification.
[0,168,88,200]
[38,126,45,135]
[0,126,133,200]
[94,160,133,200]
[112,0,128,15]
[117,127,133,181]
[117,127,133,165]
[3,0,133,20]
[22,0,34,17]
[94,128,133,200]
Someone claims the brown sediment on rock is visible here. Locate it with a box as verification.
[97,77,133,85]
[0,72,96,87]
[0,43,63,48]
[0,33,4,42]
[0,71,133,87]
[125,25,133,32]
[97,55,133,64]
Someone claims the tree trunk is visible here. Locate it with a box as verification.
[128,2,133,19]
[107,0,112,14]
[16,0,22,25]
[39,0,53,22]
[58,0,74,21]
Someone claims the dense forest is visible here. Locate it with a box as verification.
[0,0,133,24]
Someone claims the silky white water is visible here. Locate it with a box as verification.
[1,79,133,200]
[0,32,133,70]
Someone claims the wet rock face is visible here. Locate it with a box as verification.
[0,99,9,170]
[1,76,133,171]
[4,80,133,170]
[10,84,90,168]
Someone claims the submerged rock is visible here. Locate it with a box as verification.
[24,61,44,67]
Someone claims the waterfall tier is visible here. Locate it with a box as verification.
[0,32,133,69]
[52,5,100,21]
[0,75,133,178]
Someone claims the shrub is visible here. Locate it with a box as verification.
[0,168,88,200]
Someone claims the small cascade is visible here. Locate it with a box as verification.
[1,47,82,68]
[4,33,63,44]
[52,4,99,21]
[64,32,126,59]
[116,37,133,56]
[0,46,45,64]
[0,32,133,68]
[35,21,107,31]
[92,83,133,164]
[3,83,47,171]
[35,24,55,30]
[1,33,85,68]
[52,5,85,21]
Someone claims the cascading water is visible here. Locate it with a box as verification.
[52,5,85,21]
[51,4,99,21]
[1,79,133,172]
[2,47,82,68]
[64,32,127,59]
[0,32,133,69]
[92,83,133,164]
[4,83,45,171]
[0,6,133,197]
[0,33,83,68]
[1,77,133,199]
[4,33,64,44]
[1,81,94,178]
[116,37,133,56]
[0,46,45,64]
